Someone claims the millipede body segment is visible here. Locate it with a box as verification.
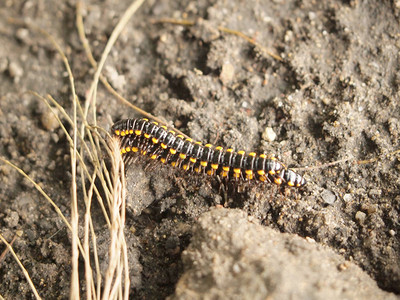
[111,118,306,188]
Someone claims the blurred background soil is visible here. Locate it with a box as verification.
[0,0,399,299]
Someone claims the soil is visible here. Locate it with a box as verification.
[0,0,399,299]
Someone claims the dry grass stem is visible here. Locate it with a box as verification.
[76,1,190,139]
[151,18,283,61]
[0,234,42,300]
[101,138,129,300]
[0,231,21,264]
[4,1,150,298]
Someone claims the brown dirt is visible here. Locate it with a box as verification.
[0,0,399,299]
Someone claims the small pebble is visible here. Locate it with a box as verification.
[337,262,349,271]
[306,237,316,243]
[105,65,126,91]
[343,193,352,202]
[284,30,293,42]
[232,263,241,274]
[194,68,203,76]
[41,111,60,131]
[308,11,316,20]
[174,119,183,128]
[8,61,24,83]
[361,203,377,215]
[368,188,381,198]
[130,226,137,234]
[262,127,277,142]
[16,28,30,44]
[389,229,396,236]
[159,92,169,101]
[47,160,56,171]
[0,165,11,176]
[220,63,235,85]
[321,189,336,205]
[355,211,367,224]
[159,33,168,42]
[50,132,60,143]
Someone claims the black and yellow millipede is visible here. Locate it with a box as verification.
[111,118,306,188]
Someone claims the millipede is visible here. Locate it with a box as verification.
[111,118,307,188]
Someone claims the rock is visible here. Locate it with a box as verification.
[40,111,60,131]
[8,61,24,83]
[219,62,235,85]
[262,127,277,142]
[170,208,396,300]
[355,211,367,224]
[321,189,336,205]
